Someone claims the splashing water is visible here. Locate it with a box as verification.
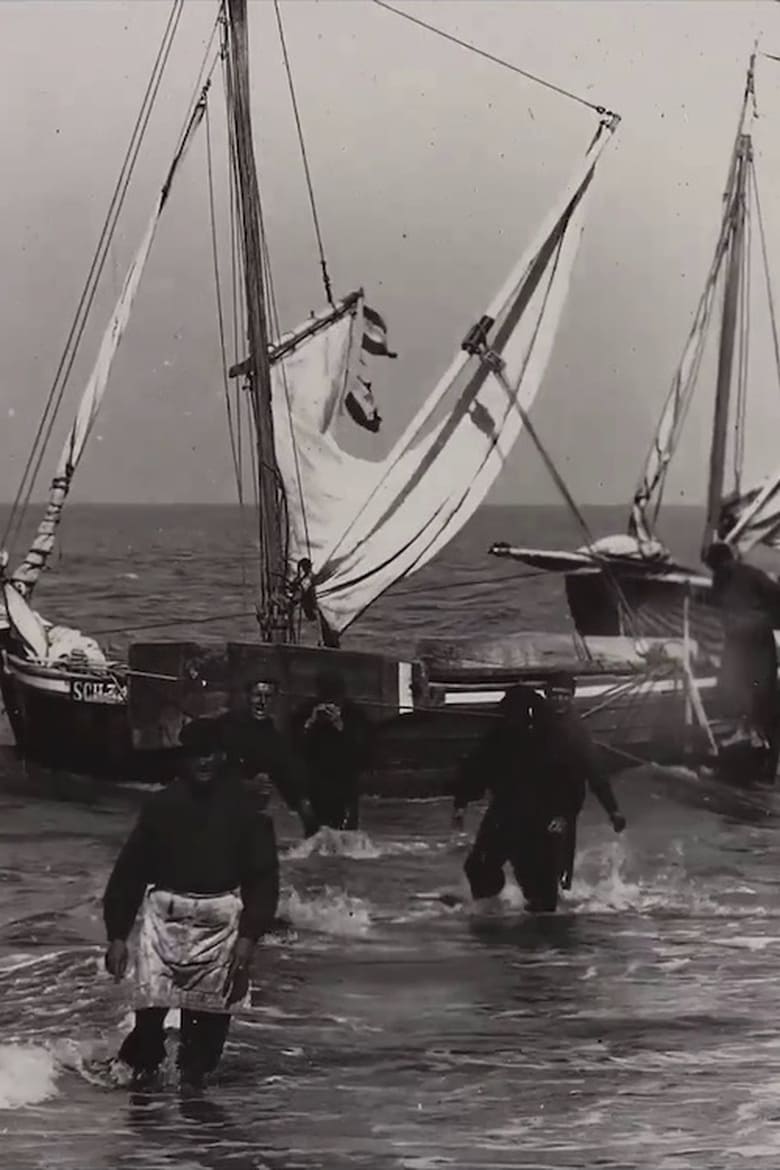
[0,1044,58,1108]
[284,828,384,861]
[280,886,373,937]
[285,826,435,861]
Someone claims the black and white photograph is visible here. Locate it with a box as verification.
[1,0,780,1165]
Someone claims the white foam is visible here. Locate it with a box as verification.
[0,1044,58,1108]
[284,828,382,861]
[281,887,372,937]
[284,827,433,861]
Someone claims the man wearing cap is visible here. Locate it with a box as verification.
[540,671,626,888]
[219,679,319,836]
[452,678,625,909]
[291,668,372,831]
[102,714,279,1089]
[452,685,565,911]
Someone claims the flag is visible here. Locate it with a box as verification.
[344,303,397,432]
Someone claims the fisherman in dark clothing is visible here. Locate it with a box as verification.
[292,669,372,830]
[452,685,565,912]
[538,672,626,889]
[705,541,780,785]
[453,678,625,910]
[103,715,279,1089]
[219,679,319,836]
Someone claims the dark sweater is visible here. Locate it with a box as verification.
[217,712,307,810]
[454,709,617,821]
[539,709,618,819]
[292,699,372,787]
[102,775,279,944]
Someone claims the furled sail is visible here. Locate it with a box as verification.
[288,118,617,633]
[10,90,208,596]
[629,181,734,548]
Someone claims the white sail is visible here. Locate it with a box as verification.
[298,121,617,633]
[629,269,724,546]
[11,93,207,595]
[721,468,780,552]
[271,295,370,571]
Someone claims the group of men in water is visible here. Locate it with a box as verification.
[101,663,625,1089]
[100,536,780,1090]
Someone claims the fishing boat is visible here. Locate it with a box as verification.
[486,51,780,769]
[0,0,713,794]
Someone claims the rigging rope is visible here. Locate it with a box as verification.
[205,100,244,508]
[734,158,752,494]
[2,0,184,555]
[255,180,313,569]
[219,25,250,597]
[273,0,334,306]
[371,0,618,118]
[489,362,641,645]
[750,156,780,398]
[646,148,739,531]
[221,23,275,607]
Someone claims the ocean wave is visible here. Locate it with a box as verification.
[0,1043,59,1108]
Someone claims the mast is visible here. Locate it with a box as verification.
[224,0,288,639]
[701,131,750,556]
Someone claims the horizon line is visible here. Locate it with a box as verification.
[0,498,707,509]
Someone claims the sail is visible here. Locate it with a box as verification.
[11,90,208,596]
[628,252,727,546]
[271,293,368,571]
[720,469,780,552]
[295,120,618,633]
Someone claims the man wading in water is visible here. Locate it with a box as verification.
[452,686,565,911]
[705,540,780,785]
[218,679,319,836]
[103,715,279,1089]
[291,669,372,831]
[537,672,625,889]
[452,676,625,910]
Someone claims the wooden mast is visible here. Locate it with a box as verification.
[225,0,288,640]
[701,131,749,557]
[701,55,756,557]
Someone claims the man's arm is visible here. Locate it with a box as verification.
[263,730,317,834]
[102,808,156,943]
[452,726,500,814]
[572,718,626,829]
[238,813,280,941]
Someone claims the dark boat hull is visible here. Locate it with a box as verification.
[1,634,721,797]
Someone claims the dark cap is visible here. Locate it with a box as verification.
[178,715,227,756]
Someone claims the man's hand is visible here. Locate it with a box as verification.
[223,936,255,1005]
[611,812,627,833]
[105,939,128,982]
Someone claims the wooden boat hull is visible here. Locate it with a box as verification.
[0,632,721,796]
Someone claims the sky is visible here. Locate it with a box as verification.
[1,0,780,510]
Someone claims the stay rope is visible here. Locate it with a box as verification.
[2,0,185,557]
[371,0,618,119]
[273,0,334,307]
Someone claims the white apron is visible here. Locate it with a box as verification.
[133,887,249,1015]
